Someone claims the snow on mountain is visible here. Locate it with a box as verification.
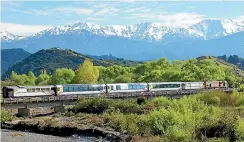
[188,19,244,39]
[20,19,244,42]
[2,19,244,61]
[0,31,24,42]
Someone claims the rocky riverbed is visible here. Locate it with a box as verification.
[1,114,131,142]
[1,129,103,142]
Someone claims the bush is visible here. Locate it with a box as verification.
[239,84,244,92]
[235,118,244,141]
[151,96,171,109]
[1,109,14,122]
[71,98,110,114]
[70,98,143,114]
[103,111,145,135]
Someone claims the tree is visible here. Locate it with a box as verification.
[37,69,50,85]
[10,71,22,85]
[27,71,36,85]
[72,59,99,84]
[180,59,200,81]
[50,68,75,84]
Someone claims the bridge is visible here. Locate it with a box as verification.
[1,88,234,117]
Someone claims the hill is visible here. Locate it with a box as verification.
[196,56,244,77]
[218,55,244,70]
[3,48,117,77]
[87,54,142,66]
[1,48,31,75]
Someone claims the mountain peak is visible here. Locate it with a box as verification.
[188,19,244,39]
[0,31,24,41]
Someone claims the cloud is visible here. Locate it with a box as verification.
[1,1,22,7]
[158,12,205,27]
[86,17,103,21]
[6,7,94,16]
[94,7,119,16]
[52,7,93,15]
[132,12,205,27]
[123,7,147,13]
[0,23,52,36]
[235,15,244,22]
[92,4,108,8]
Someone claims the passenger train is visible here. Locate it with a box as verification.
[2,81,228,98]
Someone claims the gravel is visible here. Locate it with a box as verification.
[1,129,94,142]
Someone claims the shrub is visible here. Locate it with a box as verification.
[71,98,110,114]
[151,96,171,109]
[1,109,14,122]
[235,118,244,141]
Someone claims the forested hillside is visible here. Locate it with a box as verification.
[3,48,117,77]
[3,48,142,78]
[1,48,31,75]
[218,55,244,70]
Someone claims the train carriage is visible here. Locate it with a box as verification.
[204,81,228,89]
[2,85,56,98]
[148,82,182,91]
[182,82,204,90]
[59,84,106,95]
[106,83,148,93]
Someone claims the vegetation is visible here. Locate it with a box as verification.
[66,91,244,141]
[218,55,244,70]
[4,55,244,88]
[1,48,31,76]
[1,109,14,122]
[2,48,141,77]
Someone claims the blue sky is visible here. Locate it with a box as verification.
[1,1,244,36]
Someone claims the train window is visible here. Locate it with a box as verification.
[84,86,88,91]
[128,85,132,90]
[111,86,114,90]
[69,87,74,92]
[73,87,78,92]
[64,87,69,92]
[27,88,32,92]
[116,85,121,90]
[36,88,40,92]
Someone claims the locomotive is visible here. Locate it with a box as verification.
[2,81,228,98]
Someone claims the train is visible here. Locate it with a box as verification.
[2,81,228,98]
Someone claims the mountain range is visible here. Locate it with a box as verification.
[1,19,244,60]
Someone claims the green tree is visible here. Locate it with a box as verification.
[72,59,99,84]
[50,68,75,84]
[37,69,50,85]
[180,59,200,81]
[10,71,22,85]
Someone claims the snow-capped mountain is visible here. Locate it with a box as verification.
[23,19,244,41]
[0,31,24,42]
[3,19,244,42]
[188,19,244,39]
[2,19,244,60]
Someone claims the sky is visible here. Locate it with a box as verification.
[1,1,244,36]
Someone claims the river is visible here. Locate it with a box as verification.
[1,129,107,142]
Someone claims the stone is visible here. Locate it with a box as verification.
[17,108,30,117]
[54,106,65,113]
